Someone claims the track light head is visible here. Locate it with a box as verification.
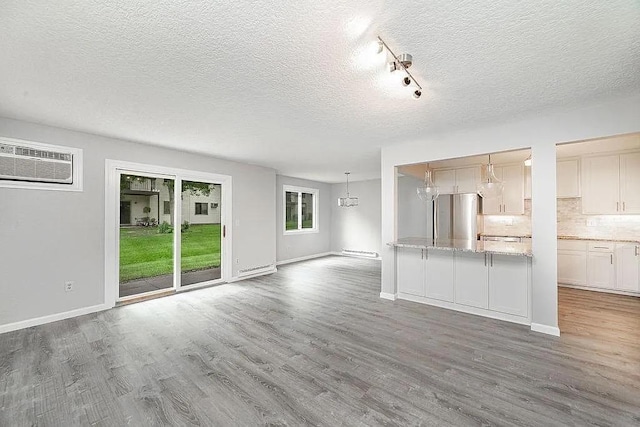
[376,40,384,54]
[388,61,398,72]
[413,89,422,99]
[402,76,411,86]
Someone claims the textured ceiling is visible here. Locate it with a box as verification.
[1,1,639,182]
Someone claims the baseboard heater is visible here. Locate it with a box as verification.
[238,264,274,276]
[341,249,379,258]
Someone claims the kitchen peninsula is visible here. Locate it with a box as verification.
[389,237,532,325]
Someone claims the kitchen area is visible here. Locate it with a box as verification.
[389,132,640,331]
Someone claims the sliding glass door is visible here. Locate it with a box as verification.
[118,172,175,298]
[180,181,222,287]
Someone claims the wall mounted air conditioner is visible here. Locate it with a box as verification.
[0,142,73,184]
[0,137,82,191]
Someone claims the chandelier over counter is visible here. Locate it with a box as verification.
[477,154,504,199]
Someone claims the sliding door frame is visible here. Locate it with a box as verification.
[105,159,232,308]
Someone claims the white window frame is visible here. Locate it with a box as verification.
[283,185,319,234]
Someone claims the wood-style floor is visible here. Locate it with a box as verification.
[1,256,639,426]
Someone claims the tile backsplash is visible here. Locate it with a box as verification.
[482,198,640,240]
[557,198,640,241]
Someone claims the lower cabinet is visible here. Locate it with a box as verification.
[396,247,425,296]
[396,247,530,323]
[425,250,454,302]
[616,244,640,293]
[454,252,489,309]
[557,250,587,285]
[488,254,529,317]
[587,252,616,289]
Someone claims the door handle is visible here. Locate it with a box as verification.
[223,225,226,238]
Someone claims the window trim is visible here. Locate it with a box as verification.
[283,185,319,235]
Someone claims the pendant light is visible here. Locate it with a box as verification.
[477,154,504,199]
[338,172,359,207]
[416,164,439,202]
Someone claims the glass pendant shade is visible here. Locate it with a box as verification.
[417,170,439,202]
[477,162,503,199]
[338,172,359,207]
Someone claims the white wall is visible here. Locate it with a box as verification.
[397,174,430,239]
[275,175,332,263]
[331,179,382,256]
[0,117,276,328]
[382,92,640,334]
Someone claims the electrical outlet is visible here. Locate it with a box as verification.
[65,281,74,292]
[586,218,597,227]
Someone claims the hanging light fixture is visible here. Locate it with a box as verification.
[376,36,424,99]
[416,164,439,202]
[477,154,504,199]
[338,172,359,207]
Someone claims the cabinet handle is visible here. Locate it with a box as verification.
[421,249,424,260]
[484,253,487,266]
[491,254,494,267]
[593,246,609,249]
[623,202,626,211]
[425,249,428,260]
[610,254,613,264]
[617,202,619,211]
[636,246,639,257]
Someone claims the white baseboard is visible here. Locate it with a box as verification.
[0,303,110,335]
[559,283,640,297]
[530,323,561,337]
[228,267,277,282]
[379,292,397,301]
[276,252,332,266]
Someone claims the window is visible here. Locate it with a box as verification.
[283,185,318,233]
[195,202,208,215]
[163,201,171,215]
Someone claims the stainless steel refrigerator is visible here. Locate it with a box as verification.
[432,194,483,240]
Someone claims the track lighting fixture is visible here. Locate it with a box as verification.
[376,36,424,99]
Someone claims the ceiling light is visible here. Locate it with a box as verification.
[477,154,504,199]
[338,172,359,207]
[377,36,424,99]
[524,155,532,167]
[417,165,439,202]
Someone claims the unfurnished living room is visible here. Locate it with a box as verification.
[1,1,639,426]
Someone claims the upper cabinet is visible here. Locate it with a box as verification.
[582,153,640,214]
[557,159,581,198]
[482,164,524,215]
[433,166,480,194]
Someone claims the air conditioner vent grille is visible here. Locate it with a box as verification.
[0,141,74,184]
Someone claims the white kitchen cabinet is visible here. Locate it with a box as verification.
[580,153,640,214]
[482,164,524,215]
[615,244,640,293]
[557,159,581,198]
[454,252,489,309]
[619,152,640,214]
[433,167,480,194]
[587,251,616,289]
[557,250,587,286]
[396,247,425,296]
[488,254,529,317]
[425,250,454,302]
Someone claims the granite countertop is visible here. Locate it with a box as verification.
[388,237,532,257]
[557,235,640,243]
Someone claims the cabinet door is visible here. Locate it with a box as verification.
[615,244,640,293]
[586,252,616,289]
[455,167,480,194]
[433,169,456,194]
[454,252,488,308]
[397,247,425,296]
[557,159,580,198]
[481,167,502,215]
[582,155,620,214]
[488,254,529,317]
[619,153,640,214]
[425,250,454,302]
[557,250,587,285]
[501,164,525,214]
[524,166,531,199]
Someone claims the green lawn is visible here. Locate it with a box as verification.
[120,224,221,282]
